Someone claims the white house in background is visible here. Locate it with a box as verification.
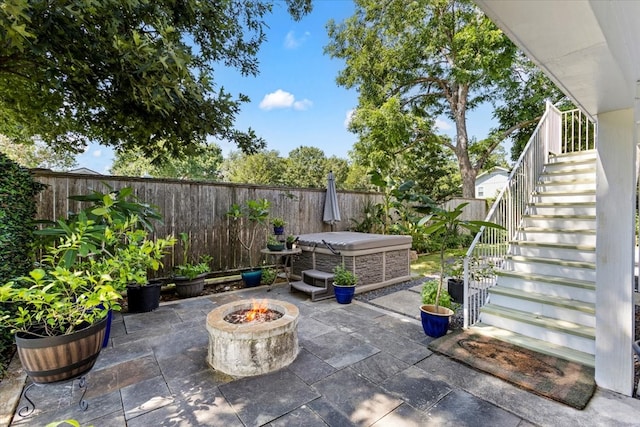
[474,167,509,199]
[68,167,101,175]
[475,0,640,396]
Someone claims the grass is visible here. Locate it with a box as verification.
[410,249,467,277]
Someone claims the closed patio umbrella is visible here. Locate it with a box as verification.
[323,171,341,229]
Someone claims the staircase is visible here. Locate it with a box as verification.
[476,150,597,367]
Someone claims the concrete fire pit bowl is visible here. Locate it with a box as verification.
[206,299,299,377]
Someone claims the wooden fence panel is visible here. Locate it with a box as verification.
[32,171,384,275]
[31,172,488,275]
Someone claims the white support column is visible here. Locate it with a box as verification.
[595,108,636,395]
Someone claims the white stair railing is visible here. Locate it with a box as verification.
[462,102,596,328]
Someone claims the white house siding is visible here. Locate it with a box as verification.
[475,168,509,199]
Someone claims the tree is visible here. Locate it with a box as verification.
[347,97,456,201]
[0,135,76,170]
[110,144,223,180]
[0,0,311,160]
[326,0,560,198]
[283,146,329,188]
[221,150,286,185]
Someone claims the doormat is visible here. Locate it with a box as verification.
[428,330,596,409]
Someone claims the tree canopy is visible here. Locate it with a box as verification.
[0,0,311,160]
[110,143,223,180]
[326,0,562,198]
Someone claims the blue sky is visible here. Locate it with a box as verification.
[74,1,497,174]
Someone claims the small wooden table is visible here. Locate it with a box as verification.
[260,247,301,291]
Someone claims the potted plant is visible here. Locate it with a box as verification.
[444,256,464,304]
[260,266,277,286]
[286,235,297,250]
[0,210,156,384]
[332,263,357,304]
[417,202,504,337]
[173,232,212,298]
[267,235,285,251]
[227,198,270,287]
[271,217,286,235]
[420,279,454,337]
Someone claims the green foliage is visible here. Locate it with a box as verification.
[326,0,560,198]
[418,202,504,310]
[0,153,46,371]
[227,199,271,268]
[0,0,311,159]
[0,135,77,170]
[110,143,224,180]
[421,280,452,309]
[173,232,211,279]
[271,217,286,227]
[0,209,174,336]
[333,264,357,287]
[260,267,277,286]
[222,150,287,185]
[0,152,46,284]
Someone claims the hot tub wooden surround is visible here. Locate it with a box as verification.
[290,232,412,300]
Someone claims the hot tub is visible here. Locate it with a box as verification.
[292,232,412,294]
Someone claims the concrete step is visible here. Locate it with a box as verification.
[543,160,596,174]
[548,150,596,164]
[479,304,595,354]
[504,255,595,281]
[527,202,595,216]
[514,228,596,246]
[508,241,596,263]
[290,280,334,301]
[535,180,595,193]
[496,270,595,303]
[488,286,595,327]
[531,190,595,204]
[470,323,595,367]
[521,214,595,230]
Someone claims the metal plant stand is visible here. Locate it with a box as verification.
[18,375,89,417]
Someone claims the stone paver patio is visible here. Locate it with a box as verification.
[4,283,640,426]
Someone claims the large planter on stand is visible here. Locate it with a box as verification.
[15,316,108,384]
[420,304,454,338]
[126,281,162,313]
[334,284,355,304]
[241,269,263,287]
[174,274,207,298]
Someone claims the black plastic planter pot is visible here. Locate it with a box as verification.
[447,278,464,303]
[15,316,107,384]
[126,281,162,313]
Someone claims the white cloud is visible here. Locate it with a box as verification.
[284,30,310,49]
[92,150,102,158]
[293,99,313,111]
[259,89,313,112]
[259,89,295,110]
[344,109,355,128]
[435,118,452,131]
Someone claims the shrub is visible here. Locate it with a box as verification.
[0,153,46,284]
[0,153,46,374]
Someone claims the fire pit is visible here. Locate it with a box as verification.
[206,299,299,376]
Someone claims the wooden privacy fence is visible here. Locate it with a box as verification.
[32,171,384,275]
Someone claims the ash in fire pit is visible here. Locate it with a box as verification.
[206,299,299,377]
[223,300,284,323]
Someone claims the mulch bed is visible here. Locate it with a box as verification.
[429,329,597,409]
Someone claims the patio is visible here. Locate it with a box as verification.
[4,283,640,426]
